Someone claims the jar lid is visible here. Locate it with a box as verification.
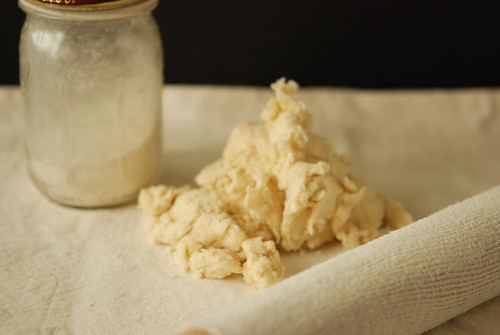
[20,0,154,11]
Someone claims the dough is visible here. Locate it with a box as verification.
[138,78,412,290]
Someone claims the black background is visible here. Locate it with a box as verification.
[2,1,500,88]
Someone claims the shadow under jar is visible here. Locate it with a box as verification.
[19,0,163,208]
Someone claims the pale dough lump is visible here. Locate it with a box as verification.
[138,78,412,290]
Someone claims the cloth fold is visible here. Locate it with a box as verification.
[179,185,500,335]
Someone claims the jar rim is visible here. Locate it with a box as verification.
[19,0,158,20]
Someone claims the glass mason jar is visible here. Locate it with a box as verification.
[19,0,163,208]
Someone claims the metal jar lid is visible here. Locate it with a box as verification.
[22,0,153,10]
[19,0,158,18]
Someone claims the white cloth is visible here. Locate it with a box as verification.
[1,86,499,334]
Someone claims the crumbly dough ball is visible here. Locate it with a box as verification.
[138,186,284,289]
[196,78,411,252]
[139,78,412,290]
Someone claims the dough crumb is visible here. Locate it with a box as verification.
[138,78,412,290]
